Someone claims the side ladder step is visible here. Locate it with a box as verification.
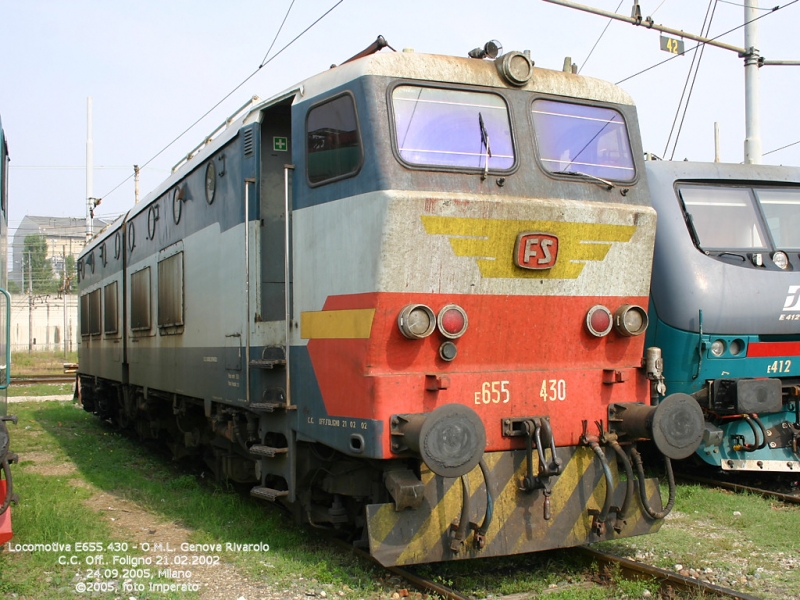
[250,486,289,502]
[249,445,288,458]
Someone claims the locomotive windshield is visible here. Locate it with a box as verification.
[756,188,800,250]
[391,86,514,170]
[531,99,635,182]
[679,184,800,251]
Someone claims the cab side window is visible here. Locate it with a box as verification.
[306,93,362,185]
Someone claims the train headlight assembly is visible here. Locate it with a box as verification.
[613,304,648,337]
[398,304,436,339]
[710,339,726,357]
[773,251,790,270]
[437,304,468,339]
[586,305,613,337]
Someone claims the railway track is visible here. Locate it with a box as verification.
[332,537,756,599]
[11,375,75,385]
[576,546,760,600]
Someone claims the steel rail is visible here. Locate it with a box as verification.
[11,375,75,385]
[576,546,761,599]
[327,538,468,600]
[330,534,753,599]
[678,472,800,505]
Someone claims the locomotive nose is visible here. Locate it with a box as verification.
[609,393,705,460]
[391,404,486,477]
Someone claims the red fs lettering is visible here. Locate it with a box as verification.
[514,232,558,270]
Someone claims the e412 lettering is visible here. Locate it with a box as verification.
[767,360,791,374]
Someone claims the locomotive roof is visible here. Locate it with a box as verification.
[124,50,635,227]
[646,159,800,185]
[291,50,635,106]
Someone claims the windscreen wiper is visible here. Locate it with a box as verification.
[479,112,492,180]
[554,170,614,191]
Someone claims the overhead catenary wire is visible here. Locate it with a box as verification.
[578,1,623,74]
[717,0,779,8]
[97,0,345,203]
[261,0,296,67]
[763,138,800,157]
[615,0,798,85]
[663,0,718,160]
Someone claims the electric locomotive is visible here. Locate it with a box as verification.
[78,40,704,566]
[647,159,800,473]
[0,115,16,545]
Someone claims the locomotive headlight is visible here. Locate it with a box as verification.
[729,339,745,356]
[773,251,790,270]
[398,304,436,339]
[586,305,613,337]
[613,304,649,337]
[437,304,468,339]
[710,339,726,357]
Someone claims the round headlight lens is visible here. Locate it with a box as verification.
[773,251,789,270]
[710,339,726,357]
[586,305,613,337]
[437,304,468,339]
[398,304,436,339]
[613,304,649,336]
[729,339,745,356]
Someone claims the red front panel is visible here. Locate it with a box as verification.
[306,292,649,456]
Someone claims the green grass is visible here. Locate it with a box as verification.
[8,383,74,397]
[596,480,800,598]
[5,400,799,599]
[0,401,383,599]
[11,350,77,377]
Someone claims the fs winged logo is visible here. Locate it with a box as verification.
[421,216,636,279]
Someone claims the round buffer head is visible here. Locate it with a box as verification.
[419,404,486,478]
[651,393,705,460]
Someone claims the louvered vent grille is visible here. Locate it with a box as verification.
[243,128,254,156]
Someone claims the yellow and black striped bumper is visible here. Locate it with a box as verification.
[366,446,663,566]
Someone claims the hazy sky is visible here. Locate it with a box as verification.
[1,0,799,233]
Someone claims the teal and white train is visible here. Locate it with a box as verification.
[646,159,800,472]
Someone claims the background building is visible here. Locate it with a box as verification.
[9,214,117,353]
[11,215,113,288]
[10,293,77,354]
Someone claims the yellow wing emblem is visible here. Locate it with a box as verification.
[421,216,636,279]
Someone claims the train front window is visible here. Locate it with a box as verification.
[679,185,768,251]
[391,86,514,170]
[531,99,635,181]
[755,188,800,250]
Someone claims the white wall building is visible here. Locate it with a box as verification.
[11,215,114,288]
[10,292,77,353]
